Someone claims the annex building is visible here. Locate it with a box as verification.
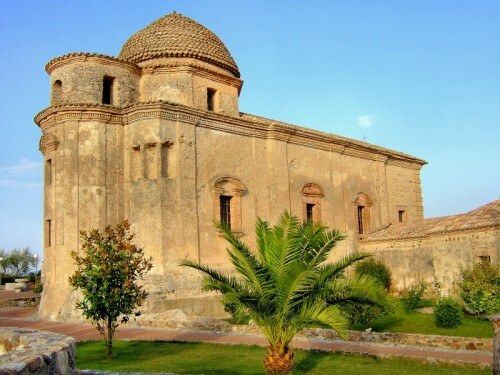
[35,13,497,321]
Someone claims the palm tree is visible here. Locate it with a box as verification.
[181,212,387,375]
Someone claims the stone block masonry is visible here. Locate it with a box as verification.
[0,327,75,374]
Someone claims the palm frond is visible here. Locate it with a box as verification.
[315,252,372,285]
[216,222,272,293]
[326,274,389,308]
[180,259,243,292]
[264,211,300,279]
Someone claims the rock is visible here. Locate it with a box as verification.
[416,307,434,314]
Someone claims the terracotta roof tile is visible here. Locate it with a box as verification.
[361,199,500,242]
[119,12,240,77]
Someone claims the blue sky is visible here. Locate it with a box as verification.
[0,1,499,256]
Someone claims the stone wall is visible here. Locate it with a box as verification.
[358,227,500,293]
[0,328,75,374]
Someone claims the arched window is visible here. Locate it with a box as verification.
[212,177,246,233]
[51,80,62,105]
[354,193,373,235]
[301,183,324,223]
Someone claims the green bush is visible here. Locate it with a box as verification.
[434,297,463,328]
[342,260,393,328]
[355,259,392,291]
[401,281,426,314]
[341,302,389,329]
[33,282,43,295]
[459,262,500,315]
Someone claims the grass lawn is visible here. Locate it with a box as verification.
[353,299,493,338]
[77,341,489,375]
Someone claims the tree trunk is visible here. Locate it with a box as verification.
[106,318,114,359]
[263,345,294,375]
[493,316,500,375]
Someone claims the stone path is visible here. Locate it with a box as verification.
[0,307,492,367]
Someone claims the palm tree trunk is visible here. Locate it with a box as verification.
[263,344,294,375]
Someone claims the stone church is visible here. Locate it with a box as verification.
[35,13,498,321]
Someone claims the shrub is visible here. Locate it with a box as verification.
[459,262,500,315]
[33,282,43,295]
[355,259,392,291]
[401,281,426,314]
[434,297,463,328]
[341,302,389,329]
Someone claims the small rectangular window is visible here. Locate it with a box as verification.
[45,219,52,247]
[398,210,405,223]
[357,206,364,235]
[220,195,231,228]
[102,76,114,105]
[207,88,216,111]
[306,203,315,222]
[479,255,491,264]
[45,159,52,186]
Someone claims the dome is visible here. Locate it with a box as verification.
[119,12,240,78]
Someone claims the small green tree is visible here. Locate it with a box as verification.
[4,247,38,276]
[69,221,153,359]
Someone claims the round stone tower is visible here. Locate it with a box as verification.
[35,12,242,321]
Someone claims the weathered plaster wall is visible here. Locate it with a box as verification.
[358,228,500,293]
[138,58,241,115]
[386,161,424,222]
[39,115,124,320]
[48,57,140,106]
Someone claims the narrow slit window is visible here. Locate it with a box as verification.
[398,210,405,223]
[220,195,231,229]
[52,80,62,104]
[45,219,52,247]
[45,159,52,186]
[102,76,114,105]
[207,88,216,111]
[357,206,364,235]
[306,203,315,222]
[161,143,170,178]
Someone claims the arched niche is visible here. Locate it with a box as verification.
[212,177,246,233]
[354,192,373,235]
[51,80,62,105]
[302,183,324,223]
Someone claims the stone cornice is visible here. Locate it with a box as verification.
[34,103,122,130]
[45,52,141,75]
[34,101,426,166]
